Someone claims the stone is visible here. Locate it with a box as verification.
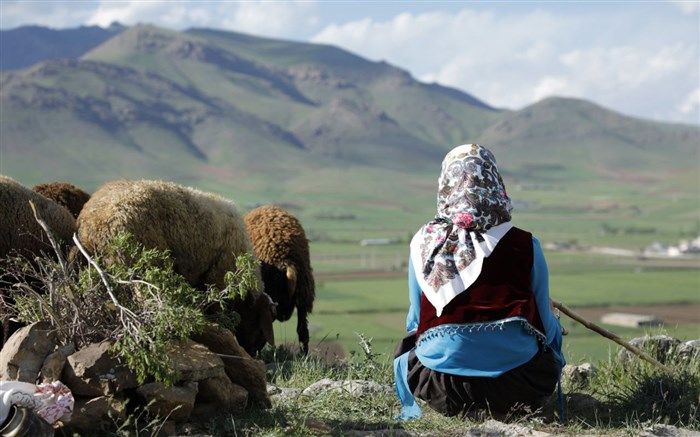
[40,343,75,383]
[562,362,595,387]
[267,384,302,403]
[301,378,393,397]
[677,339,700,360]
[192,376,248,419]
[191,324,270,407]
[167,339,225,382]
[62,341,138,397]
[0,321,57,382]
[68,396,127,431]
[137,381,198,422]
[469,419,552,436]
[619,335,681,364]
[640,424,699,437]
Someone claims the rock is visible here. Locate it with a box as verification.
[40,343,75,383]
[192,376,248,419]
[137,381,198,422]
[0,321,57,382]
[301,378,393,397]
[566,392,609,421]
[677,339,700,360]
[62,341,137,397]
[167,339,225,382]
[562,362,595,387]
[269,385,302,403]
[191,324,270,407]
[640,424,700,437]
[343,431,414,437]
[619,335,681,364]
[469,419,551,436]
[68,396,127,431]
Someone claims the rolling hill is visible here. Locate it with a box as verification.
[0,24,698,235]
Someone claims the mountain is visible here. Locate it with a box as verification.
[0,24,125,70]
[0,24,697,215]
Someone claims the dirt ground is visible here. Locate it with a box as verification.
[572,303,700,325]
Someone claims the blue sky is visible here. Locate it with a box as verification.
[1,1,698,124]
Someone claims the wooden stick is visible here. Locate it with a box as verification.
[552,300,672,373]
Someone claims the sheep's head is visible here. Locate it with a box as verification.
[233,291,277,356]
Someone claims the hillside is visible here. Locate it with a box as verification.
[0,24,698,226]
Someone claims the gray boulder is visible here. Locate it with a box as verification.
[62,341,138,397]
[302,378,392,397]
[137,381,199,422]
[0,321,57,382]
[619,335,681,364]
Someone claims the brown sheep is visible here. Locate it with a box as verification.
[0,175,76,260]
[0,175,77,346]
[33,182,91,219]
[76,179,275,355]
[244,205,315,354]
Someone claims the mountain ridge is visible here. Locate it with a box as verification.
[1,24,697,200]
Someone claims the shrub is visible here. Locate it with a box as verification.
[1,231,260,385]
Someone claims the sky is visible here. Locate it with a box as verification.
[1,1,699,125]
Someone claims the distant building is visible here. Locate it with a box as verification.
[360,238,399,246]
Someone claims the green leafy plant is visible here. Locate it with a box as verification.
[1,231,260,385]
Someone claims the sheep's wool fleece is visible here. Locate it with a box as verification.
[244,205,315,313]
[33,182,90,219]
[77,180,255,290]
[0,175,76,259]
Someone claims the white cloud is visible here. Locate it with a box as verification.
[0,1,96,29]
[680,88,700,115]
[85,1,318,37]
[312,7,700,124]
[669,0,700,14]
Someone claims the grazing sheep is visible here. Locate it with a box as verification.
[244,205,315,354]
[0,175,76,260]
[0,175,77,346]
[76,179,275,355]
[33,182,90,219]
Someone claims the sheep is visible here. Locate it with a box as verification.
[0,175,76,260]
[0,175,77,346]
[33,182,91,219]
[244,205,315,354]
[76,179,275,355]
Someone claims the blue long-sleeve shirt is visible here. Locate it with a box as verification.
[394,237,565,419]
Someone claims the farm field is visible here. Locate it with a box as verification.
[274,250,700,363]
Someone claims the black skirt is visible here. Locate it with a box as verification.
[396,334,559,417]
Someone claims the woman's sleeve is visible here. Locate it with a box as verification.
[406,255,421,333]
[531,237,565,367]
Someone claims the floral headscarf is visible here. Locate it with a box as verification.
[410,144,513,316]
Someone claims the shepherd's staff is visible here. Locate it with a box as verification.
[551,300,672,373]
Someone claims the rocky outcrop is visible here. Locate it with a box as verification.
[0,321,57,382]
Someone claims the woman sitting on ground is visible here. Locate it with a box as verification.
[394,144,565,419]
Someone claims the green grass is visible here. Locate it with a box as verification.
[274,251,699,362]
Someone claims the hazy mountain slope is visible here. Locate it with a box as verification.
[0,24,124,70]
[83,25,498,166]
[1,24,697,205]
[477,97,700,182]
[0,57,315,188]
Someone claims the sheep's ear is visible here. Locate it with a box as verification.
[286,265,297,298]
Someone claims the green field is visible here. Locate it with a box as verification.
[274,250,699,363]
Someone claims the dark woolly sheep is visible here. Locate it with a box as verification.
[33,182,91,219]
[76,179,275,355]
[244,205,315,354]
[0,175,77,346]
[0,175,76,260]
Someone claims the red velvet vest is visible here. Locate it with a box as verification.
[416,227,544,337]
